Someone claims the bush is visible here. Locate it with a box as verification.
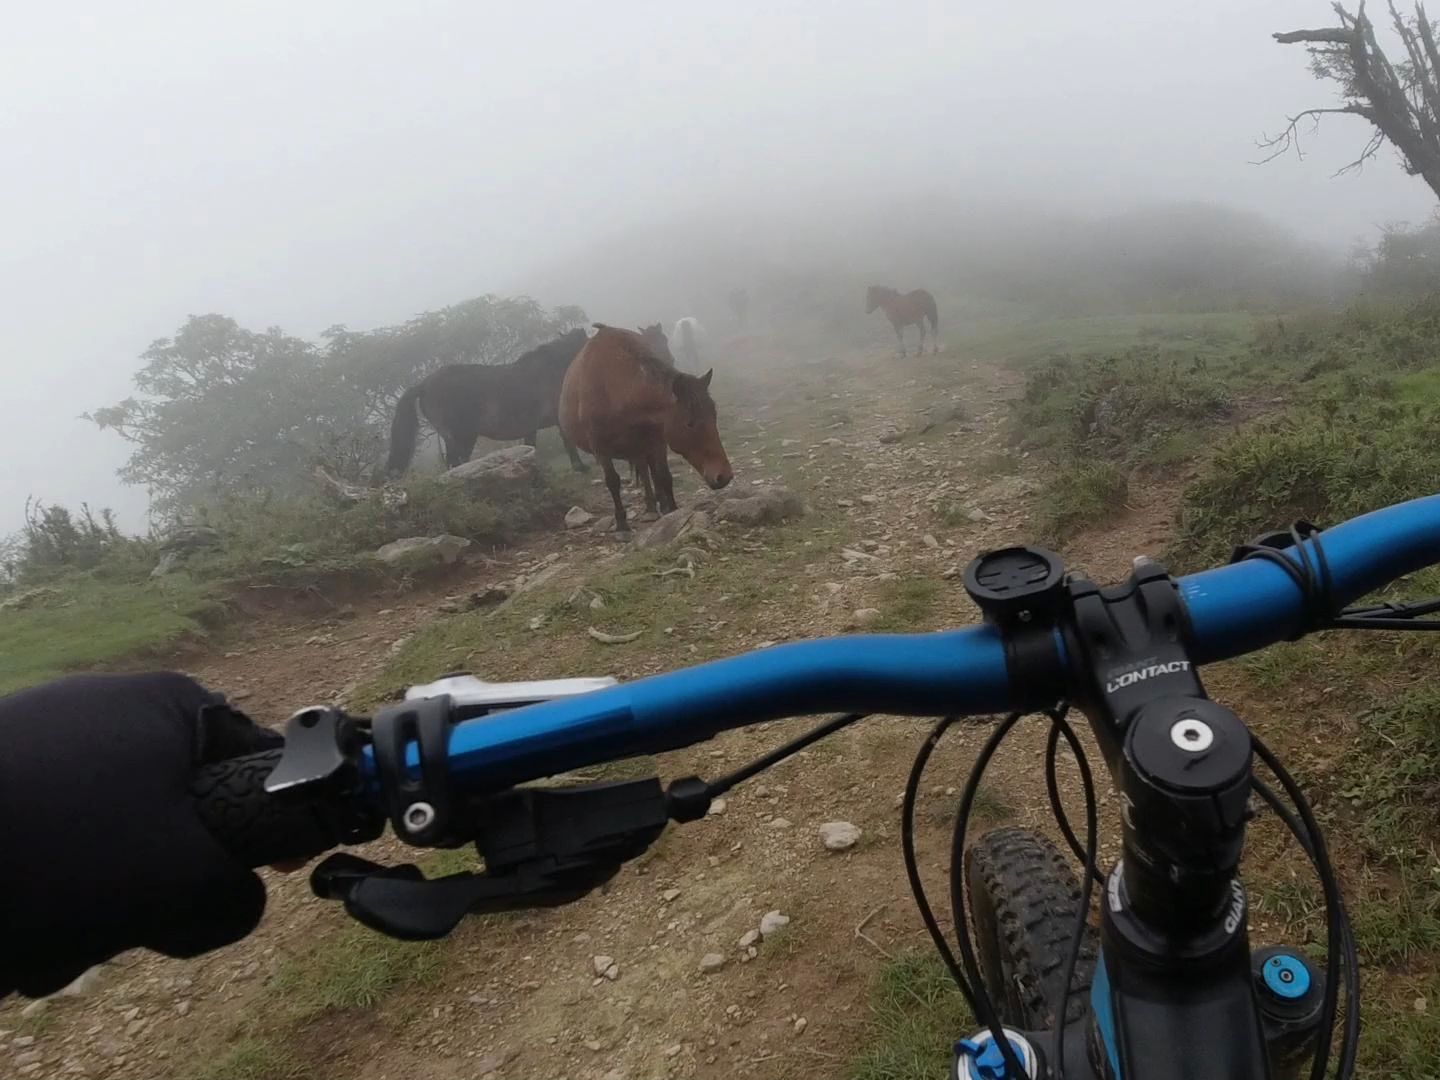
[1035,460,1129,540]
[184,471,572,579]
[1,499,154,585]
[1011,348,1231,462]
[1172,398,1440,567]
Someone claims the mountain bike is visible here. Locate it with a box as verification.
[192,494,1440,1079]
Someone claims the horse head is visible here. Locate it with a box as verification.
[639,323,675,366]
[666,368,732,491]
[865,285,890,313]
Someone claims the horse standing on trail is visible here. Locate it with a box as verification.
[560,324,732,533]
[386,328,589,475]
[670,317,706,372]
[865,285,940,357]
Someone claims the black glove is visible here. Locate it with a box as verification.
[0,671,282,997]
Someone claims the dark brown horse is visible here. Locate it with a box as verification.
[386,328,588,474]
[865,285,939,357]
[560,324,732,533]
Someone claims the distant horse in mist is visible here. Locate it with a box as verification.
[670,317,707,372]
[865,286,939,357]
[561,324,732,533]
[386,328,588,474]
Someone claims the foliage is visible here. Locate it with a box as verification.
[1012,348,1230,460]
[1351,216,1440,298]
[1036,460,1129,540]
[849,950,972,1080]
[1172,397,1440,567]
[1,498,152,585]
[0,576,218,695]
[90,296,585,515]
[185,471,571,580]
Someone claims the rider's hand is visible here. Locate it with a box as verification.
[0,672,283,998]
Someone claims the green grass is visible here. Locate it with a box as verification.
[270,924,443,1012]
[849,950,973,1080]
[186,1038,302,1080]
[354,509,844,708]
[0,577,219,695]
[953,311,1255,370]
[1035,460,1128,540]
[872,576,943,632]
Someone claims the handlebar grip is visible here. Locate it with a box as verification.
[192,749,353,868]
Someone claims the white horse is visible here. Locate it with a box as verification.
[670,317,707,372]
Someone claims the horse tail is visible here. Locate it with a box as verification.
[385,384,424,475]
[922,292,939,333]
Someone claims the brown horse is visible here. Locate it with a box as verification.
[560,324,732,533]
[865,286,939,357]
[386,328,588,474]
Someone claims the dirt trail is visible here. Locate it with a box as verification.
[0,340,1183,1080]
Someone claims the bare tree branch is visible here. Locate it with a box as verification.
[1254,106,1373,164]
[1274,27,1357,44]
[1270,2,1440,201]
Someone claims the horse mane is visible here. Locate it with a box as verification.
[513,327,587,371]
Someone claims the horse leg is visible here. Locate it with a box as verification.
[600,456,629,533]
[561,431,589,472]
[893,320,906,358]
[649,445,677,514]
[916,319,926,355]
[636,459,659,517]
[450,433,479,467]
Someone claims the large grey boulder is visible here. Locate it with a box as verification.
[712,487,806,526]
[375,534,472,568]
[440,446,536,496]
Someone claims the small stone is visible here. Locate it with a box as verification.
[738,929,760,949]
[602,1070,626,1080]
[593,955,619,980]
[759,911,791,938]
[859,494,878,505]
[19,1000,47,1019]
[14,1036,36,1047]
[1416,996,1429,1013]
[699,952,727,974]
[768,817,792,829]
[175,1001,191,1017]
[126,1020,146,1037]
[584,1039,603,1051]
[527,614,546,631]
[662,888,681,903]
[565,505,596,529]
[819,821,862,851]
[922,533,940,549]
[793,1017,808,1034]
[852,607,882,627]
[663,1043,684,1058]
[965,507,992,524]
[121,1007,140,1022]
[18,1064,40,1076]
[15,1051,41,1067]
[707,798,727,816]
[878,429,902,444]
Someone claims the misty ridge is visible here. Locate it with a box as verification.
[4,190,1421,578]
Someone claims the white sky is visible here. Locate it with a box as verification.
[2,0,1434,531]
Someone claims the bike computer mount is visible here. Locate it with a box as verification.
[264,672,680,940]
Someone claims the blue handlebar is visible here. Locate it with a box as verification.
[390,494,1440,794]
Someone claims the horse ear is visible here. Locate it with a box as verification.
[700,368,713,389]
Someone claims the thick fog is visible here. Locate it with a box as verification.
[2,0,1435,532]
